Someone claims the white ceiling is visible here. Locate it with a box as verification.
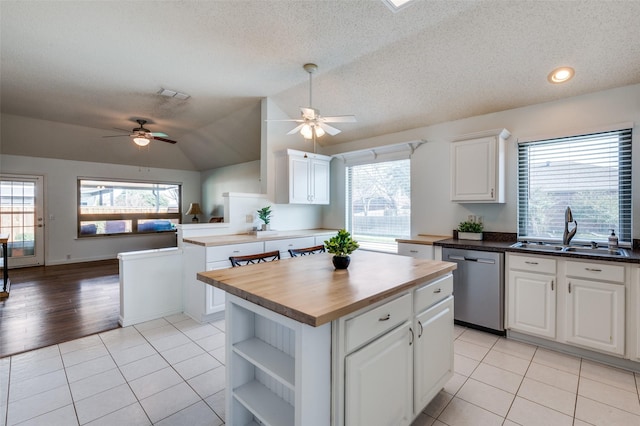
[2,1,639,171]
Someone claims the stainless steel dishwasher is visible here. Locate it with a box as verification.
[442,247,504,334]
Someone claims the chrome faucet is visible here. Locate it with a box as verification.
[563,206,577,245]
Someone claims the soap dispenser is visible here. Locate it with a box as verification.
[608,229,619,252]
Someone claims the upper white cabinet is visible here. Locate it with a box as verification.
[450,128,510,203]
[275,149,331,205]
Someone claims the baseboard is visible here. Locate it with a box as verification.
[119,308,184,327]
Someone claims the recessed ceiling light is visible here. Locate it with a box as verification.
[547,67,575,84]
[381,0,414,12]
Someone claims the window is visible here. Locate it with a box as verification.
[78,179,181,237]
[346,159,410,251]
[517,127,632,244]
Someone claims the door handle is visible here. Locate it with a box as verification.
[418,321,423,338]
[409,327,414,346]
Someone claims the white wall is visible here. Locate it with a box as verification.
[321,84,640,239]
[0,154,201,265]
[201,160,261,218]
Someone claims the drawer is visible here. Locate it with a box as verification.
[566,260,625,283]
[398,243,434,259]
[414,273,453,312]
[265,237,315,256]
[508,254,556,274]
[206,242,264,262]
[345,293,412,353]
[207,260,231,271]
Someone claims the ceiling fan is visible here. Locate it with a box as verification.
[103,119,177,146]
[272,63,356,140]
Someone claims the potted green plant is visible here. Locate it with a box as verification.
[324,229,360,269]
[257,206,272,231]
[457,220,483,240]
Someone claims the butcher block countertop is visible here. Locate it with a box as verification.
[395,234,451,245]
[197,250,456,327]
[183,229,336,247]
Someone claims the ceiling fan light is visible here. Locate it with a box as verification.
[314,126,325,138]
[300,124,313,139]
[133,136,150,146]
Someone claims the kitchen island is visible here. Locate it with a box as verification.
[197,250,456,426]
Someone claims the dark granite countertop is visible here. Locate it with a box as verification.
[432,233,640,264]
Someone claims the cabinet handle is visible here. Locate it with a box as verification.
[551,280,554,291]
[525,261,539,265]
[585,267,602,272]
[232,250,240,253]
[378,314,390,321]
[409,328,414,346]
[433,288,442,294]
[418,321,424,338]
[568,282,572,293]
[491,188,494,198]
[410,250,418,253]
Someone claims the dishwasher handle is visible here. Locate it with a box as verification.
[448,255,495,264]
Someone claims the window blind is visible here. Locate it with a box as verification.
[517,128,632,243]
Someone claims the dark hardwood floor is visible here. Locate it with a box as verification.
[0,259,120,358]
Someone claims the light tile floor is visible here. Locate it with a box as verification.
[1,317,639,425]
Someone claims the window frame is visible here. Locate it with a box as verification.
[77,178,182,238]
[517,126,632,245]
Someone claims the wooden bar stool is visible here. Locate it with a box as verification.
[229,250,281,267]
[288,245,326,257]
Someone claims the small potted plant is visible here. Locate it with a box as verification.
[324,229,360,269]
[457,220,483,240]
[257,206,272,231]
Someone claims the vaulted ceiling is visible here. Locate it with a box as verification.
[2,1,639,171]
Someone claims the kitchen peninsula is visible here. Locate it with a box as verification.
[197,250,456,426]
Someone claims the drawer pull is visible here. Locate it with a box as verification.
[410,250,419,253]
[585,267,602,272]
[525,261,539,265]
[417,321,424,338]
[378,314,391,321]
[232,250,240,253]
[433,288,442,294]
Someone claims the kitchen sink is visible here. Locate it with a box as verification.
[563,247,628,256]
[510,242,629,257]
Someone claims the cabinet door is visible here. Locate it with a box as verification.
[205,260,231,314]
[345,322,412,426]
[565,278,625,355]
[289,155,311,204]
[450,136,497,202]
[414,296,453,413]
[309,158,330,204]
[508,270,556,338]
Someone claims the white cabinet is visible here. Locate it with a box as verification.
[398,242,434,259]
[275,149,331,205]
[345,322,413,426]
[564,261,625,355]
[507,254,556,339]
[183,241,263,322]
[333,273,454,426]
[450,128,509,203]
[265,237,315,259]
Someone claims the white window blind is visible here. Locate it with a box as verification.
[517,128,632,244]
[346,159,411,251]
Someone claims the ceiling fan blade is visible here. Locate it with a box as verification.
[152,136,177,144]
[287,123,306,135]
[300,107,318,120]
[321,115,357,123]
[318,122,341,136]
[102,134,129,138]
[265,118,304,122]
[150,132,168,137]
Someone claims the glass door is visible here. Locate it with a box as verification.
[0,175,44,267]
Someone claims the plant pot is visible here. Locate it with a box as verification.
[332,255,351,270]
[261,223,270,231]
[458,232,482,241]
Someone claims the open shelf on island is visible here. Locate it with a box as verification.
[234,380,294,426]
[233,337,295,390]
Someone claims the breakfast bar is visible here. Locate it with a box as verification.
[197,250,456,426]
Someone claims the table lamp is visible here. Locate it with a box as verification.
[186,203,203,223]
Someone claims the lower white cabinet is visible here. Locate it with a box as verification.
[414,296,454,411]
[333,273,454,426]
[398,242,434,259]
[508,269,556,339]
[345,322,413,426]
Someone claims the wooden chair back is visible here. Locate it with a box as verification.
[229,250,281,267]
[288,245,326,257]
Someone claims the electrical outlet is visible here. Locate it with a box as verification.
[66,254,71,260]
[246,214,253,223]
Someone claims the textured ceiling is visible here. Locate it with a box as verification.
[1,1,639,171]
